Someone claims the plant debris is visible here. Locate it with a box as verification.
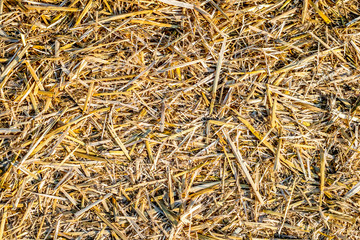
[1,0,360,239]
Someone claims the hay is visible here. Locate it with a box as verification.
[0,0,360,239]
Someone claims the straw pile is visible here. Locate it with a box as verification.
[0,0,360,239]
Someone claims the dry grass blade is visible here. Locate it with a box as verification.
[24,5,80,12]
[319,149,326,207]
[0,45,30,88]
[75,193,112,218]
[93,207,128,240]
[223,130,264,204]
[344,181,360,199]
[158,0,194,9]
[106,123,132,161]
[210,37,227,115]
[18,107,68,167]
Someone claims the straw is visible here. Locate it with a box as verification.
[1,0,360,239]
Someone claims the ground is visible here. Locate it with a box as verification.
[0,0,360,239]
